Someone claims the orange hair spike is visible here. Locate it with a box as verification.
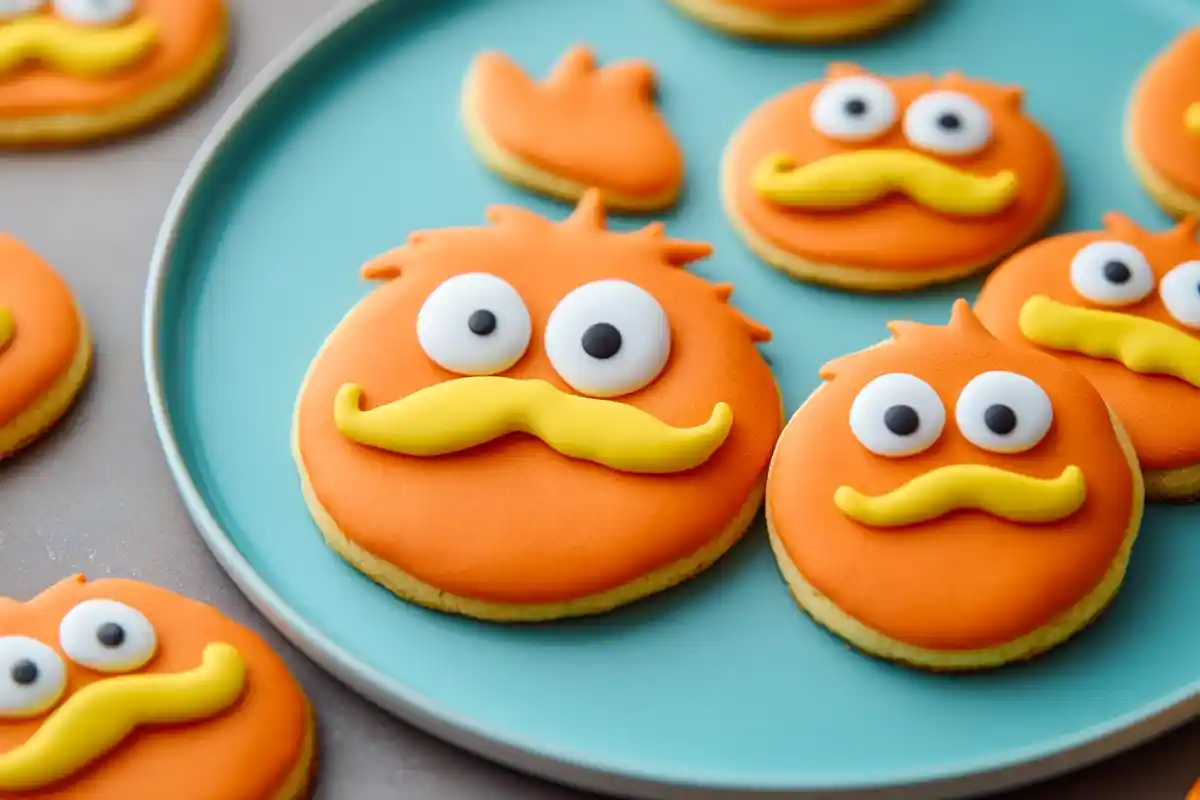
[825,61,866,80]
[1101,211,1145,239]
[1171,216,1199,243]
[565,188,608,230]
[548,45,597,84]
[361,247,406,280]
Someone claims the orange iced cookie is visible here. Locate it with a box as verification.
[665,0,923,42]
[294,191,781,622]
[767,301,1143,670]
[0,0,228,146]
[0,575,315,798]
[462,46,684,212]
[1127,26,1200,219]
[723,63,1063,291]
[975,213,1200,500]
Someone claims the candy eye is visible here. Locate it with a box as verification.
[59,599,157,673]
[0,636,66,719]
[1159,261,1200,329]
[0,0,43,19]
[903,91,993,156]
[53,0,134,25]
[849,373,946,457]
[1069,241,1155,306]
[956,371,1053,454]
[811,76,898,143]
[416,273,532,376]
[544,280,670,398]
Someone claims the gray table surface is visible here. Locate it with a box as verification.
[0,1,1194,798]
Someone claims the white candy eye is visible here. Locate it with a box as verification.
[0,0,43,19]
[903,91,993,156]
[849,373,946,457]
[59,600,157,674]
[811,76,898,143]
[1159,261,1200,329]
[416,273,532,376]
[544,280,670,398]
[956,371,1053,454]
[53,0,134,25]
[0,636,66,719]
[1069,241,1155,306]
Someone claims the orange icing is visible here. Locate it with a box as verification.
[768,301,1135,650]
[296,192,781,605]
[0,234,81,428]
[975,214,1200,472]
[0,576,309,798]
[1129,26,1200,198]
[0,0,225,119]
[466,46,684,202]
[726,63,1061,272]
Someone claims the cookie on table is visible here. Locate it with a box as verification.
[293,190,781,622]
[723,63,1063,291]
[0,234,91,458]
[665,0,923,43]
[975,213,1200,500]
[767,300,1143,670]
[0,0,228,146]
[1126,26,1200,219]
[0,575,315,798]
[462,45,684,212]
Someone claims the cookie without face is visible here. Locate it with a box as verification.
[665,0,923,42]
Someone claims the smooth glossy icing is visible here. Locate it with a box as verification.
[296,191,781,605]
[1129,26,1200,198]
[976,214,1200,471]
[768,300,1135,650]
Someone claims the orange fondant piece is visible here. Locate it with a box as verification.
[726,63,1060,272]
[466,46,685,202]
[1130,26,1200,198]
[769,302,1135,650]
[296,193,780,605]
[0,576,309,798]
[0,234,81,427]
[975,214,1200,472]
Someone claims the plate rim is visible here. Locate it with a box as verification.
[141,1,1200,797]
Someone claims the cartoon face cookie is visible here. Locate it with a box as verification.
[0,576,315,798]
[975,214,1200,500]
[0,0,227,146]
[462,46,684,212]
[294,191,781,622]
[1127,26,1200,219]
[766,301,1143,670]
[665,0,923,42]
[723,64,1063,291]
[0,234,91,458]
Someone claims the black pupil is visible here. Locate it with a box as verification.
[936,112,962,131]
[883,404,920,437]
[97,622,126,648]
[467,309,497,336]
[984,404,1018,436]
[1102,260,1132,285]
[10,659,37,686]
[580,323,622,360]
[843,98,867,116]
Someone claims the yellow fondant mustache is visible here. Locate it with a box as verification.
[835,464,1086,527]
[0,644,246,792]
[0,308,12,351]
[753,150,1019,216]
[1020,295,1200,389]
[1186,102,1200,135]
[334,377,733,474]
[0,16,157,78]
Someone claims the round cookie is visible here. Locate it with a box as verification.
[0,234,91,458]
[723,63,1063,291]
[975,213,1200,500]
[0,0,228,146]
[0,575,315,798]
[1126,26,1200,219]
[664,0,923,43]
[293,190,781,622]
[767,300,1143,671]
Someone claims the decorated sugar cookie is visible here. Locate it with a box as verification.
[723,64,1063,291]
[0,576,315,797]
[767,301,1143,670]
[665,0,923,43]
[462,46,684,212]
[0,0,228,146]
[0,234,91,458]
[975,214,1200,500]
[1126,26,1200,219]
[294,191,781,622]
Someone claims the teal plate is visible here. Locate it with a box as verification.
[145,0,1200,796]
